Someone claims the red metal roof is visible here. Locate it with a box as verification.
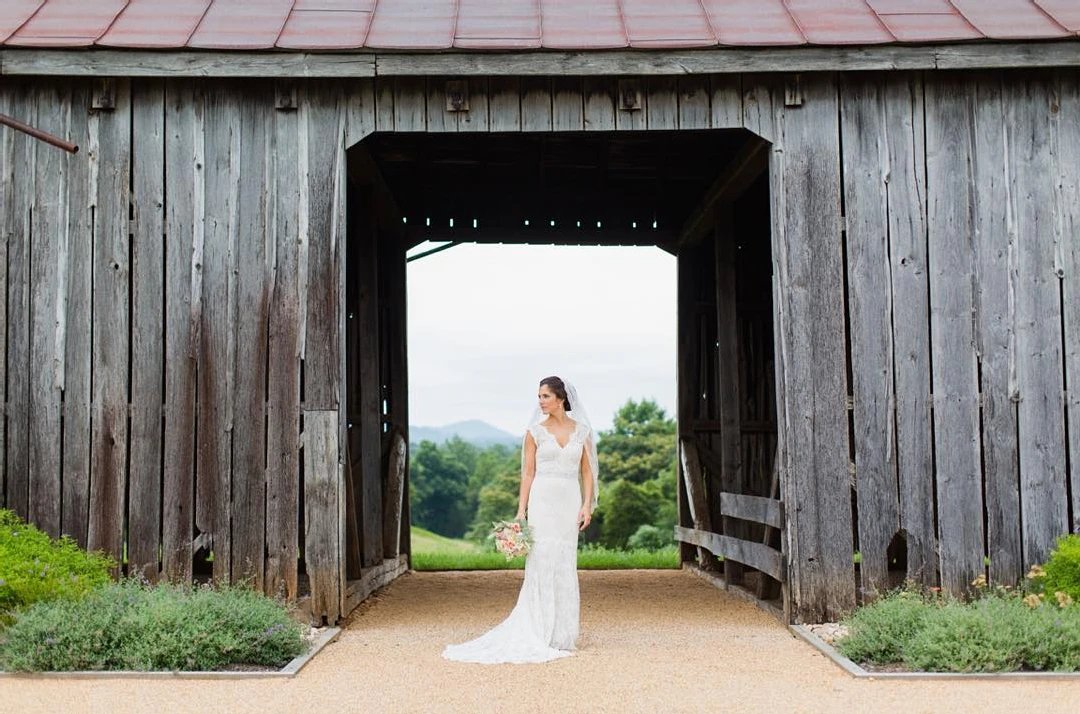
[0,0,1076,50]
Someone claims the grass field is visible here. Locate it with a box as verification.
[410,526,679,570]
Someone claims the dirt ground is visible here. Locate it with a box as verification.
[3,569,1080,714]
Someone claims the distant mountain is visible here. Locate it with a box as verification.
[410,420,520,448]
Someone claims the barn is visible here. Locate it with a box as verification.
[1,1,1079,625]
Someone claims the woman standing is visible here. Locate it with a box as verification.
[442,376,598,664]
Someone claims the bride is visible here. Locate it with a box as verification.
[442,376,599,664]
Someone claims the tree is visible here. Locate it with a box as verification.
[596,399,677,485]
[596,479,656,549]
[467,446,523,539]
[408,439,475,538]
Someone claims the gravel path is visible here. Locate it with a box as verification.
[3,569,1080,714]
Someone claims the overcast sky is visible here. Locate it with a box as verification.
[406,243,677,434]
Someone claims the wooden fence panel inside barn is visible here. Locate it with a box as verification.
[2,69,1080,623]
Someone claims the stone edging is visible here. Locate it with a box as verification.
[0,626,341,680]
[789,624,1080,680]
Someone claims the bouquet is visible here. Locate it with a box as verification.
[491,519,531,560]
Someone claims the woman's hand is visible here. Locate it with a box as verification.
[515,508,526,522]
[577,506,591,531]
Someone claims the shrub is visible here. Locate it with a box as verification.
[0,579,307,672]
[1041,534,1080,604]
[903,597,1027,672]
[627,524,670,551]
[835,589,935,665]
[0,509,114,625]
[836,580,1080,672]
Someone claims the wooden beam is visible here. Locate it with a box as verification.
[0,50,376,77]
[674,526,786,583]
[406,226,675,247]
[719,492,784,530]
[382,431,407,560]
[679,140,768,246]
[346,145,406,247]
[375,44,1080,76]
[714,204,745,586]
[303,410,342,626]
[5,43,1080,79]
[343,555,409,618]
[678,438,711,531]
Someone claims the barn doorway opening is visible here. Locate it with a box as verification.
[340,129,782,613]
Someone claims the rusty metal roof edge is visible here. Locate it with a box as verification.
[2,40,1080,78]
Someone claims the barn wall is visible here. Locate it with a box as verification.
[0,78,350,622]
[3,69,1079,624]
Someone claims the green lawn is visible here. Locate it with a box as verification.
[409,526,679,570]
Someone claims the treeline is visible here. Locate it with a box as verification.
[410,399,677,549]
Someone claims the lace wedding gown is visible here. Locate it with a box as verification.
[442,420,587,664]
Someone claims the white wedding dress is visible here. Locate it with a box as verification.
[442,420,588,664]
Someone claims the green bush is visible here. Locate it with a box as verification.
[627,524,670,551]
[836,589,935,665]
[1042,534,1080,603]
[0,579,307,672]
[0,509,115,625]
[836,581,1080,672]
[904,595,1080,672]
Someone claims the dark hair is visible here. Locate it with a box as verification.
[539,376,572,411]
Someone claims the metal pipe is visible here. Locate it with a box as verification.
[0,112,79,154]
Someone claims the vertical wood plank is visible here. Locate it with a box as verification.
[882,74,937,586]
[488,77,521,133]
[382,432,406,560]
[616,79,646,131]
[197,85,237,582]
[583,78,616,131]
[266,93,302,600]
[552,77,584,132]
[385,244,411,559]
[88,79,132,566]
[926,76,985,594]
[162,79,197,583]
[459,78,490,133]
[28,84,64,537]
[715,205,745,585]
[711,75,743,130]
[375,77,394,133]
[839,75,900,597]
[345,78,376,147]
[303,83,346,608]
[392,77,426,132]
[129,79,166,579]
[0,86,10,511]
[4,83,33,522]
[355,193,382,567]
[676,249,700,564]
[521,77,553,133]
[971,75,1022,586]
[677,76,711,130]
[1006,77,1069,567]
[304,84,344,412]
[775,75,855,621]
[58,87,91,545]
[741,75,777,143]
[424,78,456,134]
[303,409,341,625]
[646,77,678,130]
[1059,72,1080,535]
[231,85,271,588]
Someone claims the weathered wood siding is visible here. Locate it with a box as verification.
[836,69,1077,607]
[0,78,352,622]
[3,69,1079,624]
